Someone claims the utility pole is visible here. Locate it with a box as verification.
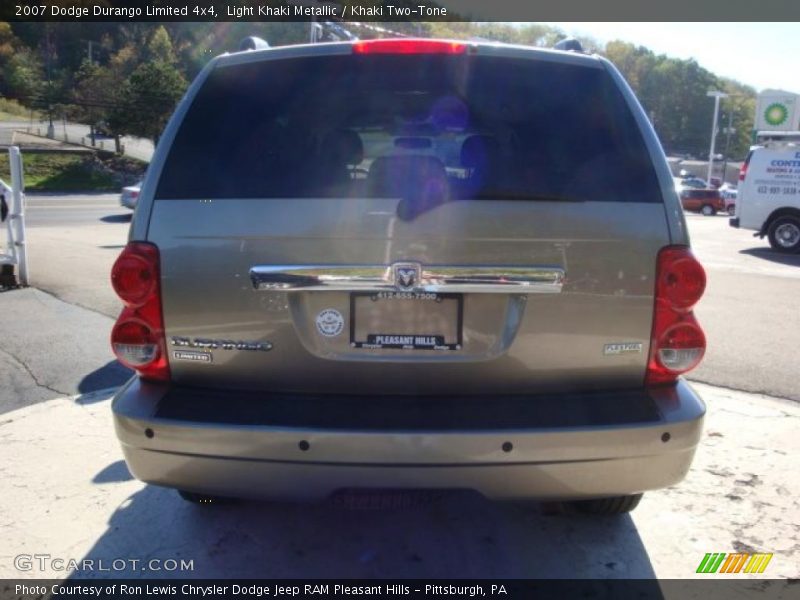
[721,110,735,184]
[706,91,728,184]
[45,32,55,139]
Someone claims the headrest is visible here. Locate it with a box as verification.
[367,155,447,197]
[320,129,364,166]
[460,135,501,170]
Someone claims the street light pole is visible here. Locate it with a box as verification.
[706,90,728,184]
[721,110,735,185]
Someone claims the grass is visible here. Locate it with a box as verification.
[0,152,118,191]
[0,98,37,121]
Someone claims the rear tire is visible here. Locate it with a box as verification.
[727,205,736,216]
[569,493,643,515]
[177,490,233,505]
[701,204,716,216]
[767,216,800,253]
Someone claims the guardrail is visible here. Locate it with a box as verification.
[25,125,124,154]
[0,146,28,287]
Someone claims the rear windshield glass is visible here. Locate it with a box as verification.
[156,54,661,203]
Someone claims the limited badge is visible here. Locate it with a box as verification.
[173,350,212,363]
[316,308,344,337]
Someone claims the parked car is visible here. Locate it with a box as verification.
[120,181,142,210]
[88,121,112,138]
[719,184,737,216]
[110,38,707,514]
[732,142,800,252]
[680,177,708,189]
[680,188,726,216]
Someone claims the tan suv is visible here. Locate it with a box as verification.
[110,38,707,514]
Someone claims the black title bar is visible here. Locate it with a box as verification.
[3,0,800,22]
[3,579,796,600]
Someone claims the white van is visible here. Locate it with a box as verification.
[731,139,800,253]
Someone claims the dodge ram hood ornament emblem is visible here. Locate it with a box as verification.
[392,262,421,291]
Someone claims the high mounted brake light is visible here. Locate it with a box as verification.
[110,242,170,382]
[646,246,707,386]
[352,39,467,55]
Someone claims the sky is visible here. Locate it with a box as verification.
[542,23,800,95]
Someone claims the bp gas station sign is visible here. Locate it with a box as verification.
[755,90,800,131]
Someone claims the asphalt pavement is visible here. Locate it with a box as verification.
[687,213,800,401]
[24,193,129,319]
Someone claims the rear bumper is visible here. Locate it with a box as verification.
[112,379,705,501]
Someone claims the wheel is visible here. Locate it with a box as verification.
[568,493,643,515]
[177,489,232,505]
[767,216,800,253]
[701,204,716,216]
[727,205,736,216]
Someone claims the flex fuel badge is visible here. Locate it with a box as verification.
[316,309,344,337]
[603,342,643,355]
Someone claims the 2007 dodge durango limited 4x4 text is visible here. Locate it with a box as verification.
[110,38,707,514]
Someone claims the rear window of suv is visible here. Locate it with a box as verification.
[156,53,662,203]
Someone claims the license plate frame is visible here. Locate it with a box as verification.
[349,291,463,351]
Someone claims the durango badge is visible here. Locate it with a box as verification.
[316,308,344,337]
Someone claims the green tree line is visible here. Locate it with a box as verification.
[0,21,755,158]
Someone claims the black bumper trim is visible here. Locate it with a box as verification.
[154,386,662,431]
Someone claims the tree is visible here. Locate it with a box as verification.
[109,60,186,143]
[0,21,19,94]
[144,25,176,64]
[104,27,187,145]
[4,47,44,101]
[602,40,758,158]
[70,58,113,133]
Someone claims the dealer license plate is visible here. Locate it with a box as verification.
[350,292,462,350]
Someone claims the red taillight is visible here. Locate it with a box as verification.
[352,39,466,55]
[110,242,169,382]
[739,151,752,182]
[646,246,707,386]
[655,247,706,311]
[111,243,158,306]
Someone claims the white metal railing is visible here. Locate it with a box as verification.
[0,146,28,286]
